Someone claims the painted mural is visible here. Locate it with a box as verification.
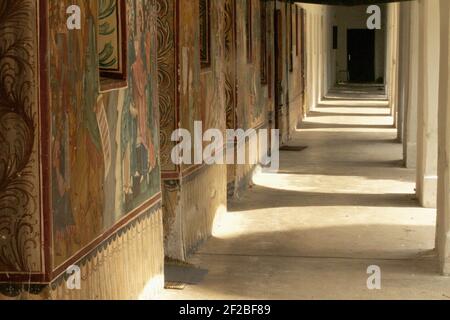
[157,0,177,173]
[200,0,226,133]
[200,0,211,68]
[260,0,268,85]
[98,0,120,70]
[0,0,305,298]
[49,0,161,267]
[251,0,267,129]
[235,0,266,131]
[0,0,41,273]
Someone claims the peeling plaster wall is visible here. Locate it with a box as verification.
[180,165,227,256]
[2,208,164,300]
[1,0,317,298]
[274,1,289,144]
[160,0,325,260]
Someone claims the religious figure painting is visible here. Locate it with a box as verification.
[49,0,160,267]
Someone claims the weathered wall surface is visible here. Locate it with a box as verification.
[159,0,306,259]
[231,0,272,196]
[1,0,165,299]
[48,208,164,300]
[163,166,227,262]
[180,165,227,255]
[2,207,164,300]
[47,0,163,288]
[158,0,227,260]
[185,0,228,254]
[1,0,311,298]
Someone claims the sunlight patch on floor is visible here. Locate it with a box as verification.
[252,172,414,195]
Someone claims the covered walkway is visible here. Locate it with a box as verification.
[159,87,449,300]
[4,0,450,300]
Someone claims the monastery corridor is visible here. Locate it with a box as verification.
[3,0,450,301]
[159,86,449,300]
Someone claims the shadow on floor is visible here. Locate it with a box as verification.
[228,186,421,211]
[318,101,390,108]
[324,97,388,102]
[300,122,395,130]
[307,111,390,118]
[277,159,409,174]
[199,224,436,263]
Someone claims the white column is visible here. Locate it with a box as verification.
[385,5,393,107]
[391,4,400,123]
[318,15,324,101]
[397,2,411,142]
[314,14,319,109]
[404,1,419,169]
[416,0,439,208]
[436,0,450,275]
[306,12,314,112]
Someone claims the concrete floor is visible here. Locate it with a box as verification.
[158,93,450,300]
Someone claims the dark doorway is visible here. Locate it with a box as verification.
[347,29,375,83]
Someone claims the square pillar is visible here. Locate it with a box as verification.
[403,1,419,169]
[436,0,450,275]
[416,0,439,208]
